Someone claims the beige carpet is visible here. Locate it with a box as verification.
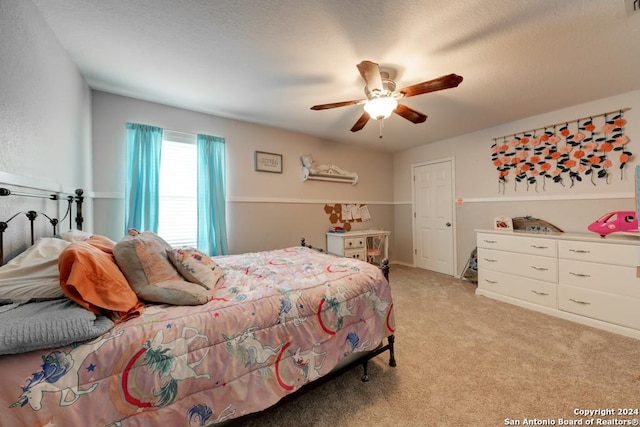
[238,265,640,427]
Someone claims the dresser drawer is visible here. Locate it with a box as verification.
[343,248,365,260]
[477,233,557,257]
[559,285,640,330]
[478,248,557,283]
[479,269,557,308]
[559,240,640,267]
[559,259,640,298]
[343,237,365,249]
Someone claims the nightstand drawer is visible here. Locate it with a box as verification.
[343,237,365,249]
[344,248,365,260]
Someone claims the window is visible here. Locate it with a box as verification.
[157,131,197,247]
[125,122,228,255]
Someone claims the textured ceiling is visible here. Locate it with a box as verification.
[32,0,640,152]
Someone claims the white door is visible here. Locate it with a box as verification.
[413,160,455,275]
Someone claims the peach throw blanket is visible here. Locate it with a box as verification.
[59,235,144,322]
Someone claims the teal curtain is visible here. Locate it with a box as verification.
[197,134,228,255]
[124,123,163,233]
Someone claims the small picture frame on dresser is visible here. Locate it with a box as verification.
[493,215,513,230]
[255,151,283,173]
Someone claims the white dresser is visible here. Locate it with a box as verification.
[476,229,640,339]
[326,230,390,261]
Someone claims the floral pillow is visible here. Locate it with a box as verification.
[167,248,224,290]
[113,230,210,306]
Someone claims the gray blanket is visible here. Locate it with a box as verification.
[0,298,114,355]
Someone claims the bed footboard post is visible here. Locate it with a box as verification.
[361,360,370,382]
[380,258,389,281]
[387,335,397,367]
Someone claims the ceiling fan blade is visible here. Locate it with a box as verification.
[357,60,383,93]
[350,112,370,132]
[398,74,463,98]
[310,99,364,110]
[394,104,427,124]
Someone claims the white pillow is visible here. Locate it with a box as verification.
[0,238,69,302]
[59,229,93,242]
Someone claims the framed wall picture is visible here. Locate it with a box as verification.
[255,151,283,173]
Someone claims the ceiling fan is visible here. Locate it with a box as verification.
[311,60,463,135]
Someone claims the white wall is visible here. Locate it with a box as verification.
[92,91,394,254]
[0,0,91,190]
[0,0,92,258]
[393,90,640,273]
[5,0,637,270]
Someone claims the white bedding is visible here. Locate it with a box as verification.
[0,238,69,302]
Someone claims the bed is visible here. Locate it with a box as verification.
[0,186,396,426]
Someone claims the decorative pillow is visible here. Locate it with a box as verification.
[58,235,144,323]
[0,237,69,302]
[167,248,224,290]
[113,231,209,305]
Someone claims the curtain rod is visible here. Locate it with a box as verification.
[164,129,196,136]
[493,107,631,142]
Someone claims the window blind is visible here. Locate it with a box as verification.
[157,132,197,247]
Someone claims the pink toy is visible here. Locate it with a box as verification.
[587,211,638,237]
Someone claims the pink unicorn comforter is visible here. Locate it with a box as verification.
[1,246,395,426]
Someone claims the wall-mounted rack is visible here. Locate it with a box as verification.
[304,173,358,185]
[301,155,359,185]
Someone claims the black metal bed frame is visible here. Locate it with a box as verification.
[226,239,396,425]
[0,186,396,423]
[300,236,396,374]
[0,187,84,265]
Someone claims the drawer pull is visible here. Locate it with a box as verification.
[531,290,549,296]
[530,245,548,249]
[483,279,498,284]
[569,298,591,306]
[483,258,498,263]
[483,239,497,244]
[569,272,590,278]
[569,249,590,254]
[530,266,549,271]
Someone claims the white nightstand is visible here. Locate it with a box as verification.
[326,230,390,263]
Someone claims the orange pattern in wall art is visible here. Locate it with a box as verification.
[491,111,632,193]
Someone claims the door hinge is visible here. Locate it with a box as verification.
[414,249,417,255]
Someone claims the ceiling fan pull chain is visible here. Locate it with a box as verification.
[379,119,383,139]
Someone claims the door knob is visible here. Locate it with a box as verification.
[446,222,451,227]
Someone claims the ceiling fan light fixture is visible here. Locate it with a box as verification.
[364,97,398,120]
[310,60,462,133]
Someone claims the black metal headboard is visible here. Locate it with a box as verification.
[0,187,84,265]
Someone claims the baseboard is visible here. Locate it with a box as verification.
[390,261,414,268]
